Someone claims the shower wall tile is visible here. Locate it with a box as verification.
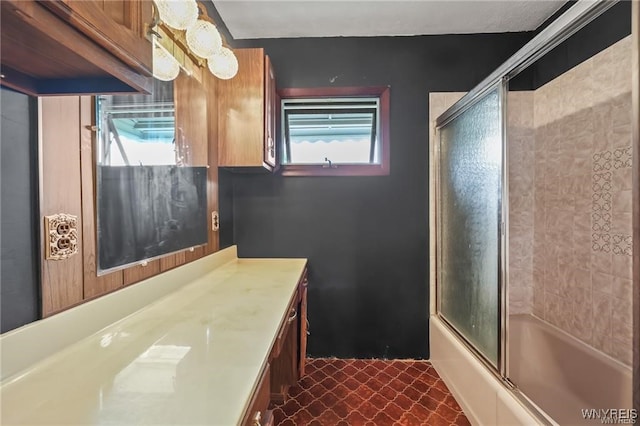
[530,35,633,366]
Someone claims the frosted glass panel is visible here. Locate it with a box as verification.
[438,87,502,366]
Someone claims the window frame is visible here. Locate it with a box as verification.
[278,86,390,176]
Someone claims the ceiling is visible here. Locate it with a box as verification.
[212,1,567,40]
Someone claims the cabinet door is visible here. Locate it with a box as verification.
[264,55,277,168]
[41,0,152,76]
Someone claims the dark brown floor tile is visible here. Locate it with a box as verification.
[397,371,415,385]
[369,392,390,410]
[427,385,447,402]
[308,368,327,383]
[353,370,371,383]
[354,384,375,400]
[332,359,348,369]
[345,410,369,426]
[351,359,368,370]
[443,393,462,411]
[409,361,432,372]
[280,398,302,417]
[308,383,327,398]
[454,413,472,426]
[356,400,379,420]
[312,359,328,369]
[288,385,305,398]
[332,383,350,399]
[361,363,382,377]
[332,401,351,419]
[296,390,315,407]
[319,390,339,408]
[343,376,361,391]
[383,401,405,421]
[272,408,287,425]
[410,379,431,393]
[331,369,348,382]
[397,411,424,426]
[316,408,341,425]
[393,394,414,411]
[322,363,339,376]
[378,384,398,401]
[275,359,470,426]
[342,363,359,376]
[364,377,384,393]
[291,409,314,425]
[388,378,409,393]
[402,385,423,402]
[375,370,394,384]
[298,375,317,390]
[437,403,461,423]
[427,412,451,426]
[433,378,451,393]
[417,394,440,412]
[306,400,327,418]
[408,401,433,421]
[372,411,395,425]
[381,363,403,377]
[343,391,365,410]
[320,376,338,390]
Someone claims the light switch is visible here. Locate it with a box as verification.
[44,213,78,260]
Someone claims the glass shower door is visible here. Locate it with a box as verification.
[437,85,504,368]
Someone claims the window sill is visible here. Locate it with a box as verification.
[280,163,390,177]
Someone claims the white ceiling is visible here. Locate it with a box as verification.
[212,1,567,40]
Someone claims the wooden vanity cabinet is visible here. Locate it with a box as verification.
[242,364,274,426]
[217,48,277,171]
[0,0,153,96]
[270,269,308,403]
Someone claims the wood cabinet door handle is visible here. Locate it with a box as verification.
[253,411,262,426]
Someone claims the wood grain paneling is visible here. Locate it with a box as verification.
[218,48,266,167]
[123,260,160,286]
[40,97,84,316]
[80,96,123,298]
[206,72,220,255]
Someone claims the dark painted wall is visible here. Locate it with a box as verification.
[1,88,40,332]
[224,33,532,358]
[533,1,631,88]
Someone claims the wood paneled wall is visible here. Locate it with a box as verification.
[39,70,219,317]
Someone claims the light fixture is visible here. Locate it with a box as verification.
[152,41,180,81]
[154,0,199,30]
[186,20,222,59]
[150,0,238,81]
[207,47,238,80]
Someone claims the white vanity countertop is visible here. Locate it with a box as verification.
[0,254,307,426]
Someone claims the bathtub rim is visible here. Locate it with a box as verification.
[430,314,557,425]
[509,313,633,376]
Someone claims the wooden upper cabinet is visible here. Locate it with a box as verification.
[218,48,277,171]
[0,0,153,96]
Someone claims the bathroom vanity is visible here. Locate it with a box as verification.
[0,246,307,425]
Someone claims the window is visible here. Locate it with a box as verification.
[279,86,390,176]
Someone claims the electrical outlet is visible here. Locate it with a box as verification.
[212,211,219,231]
[44,213,78,260]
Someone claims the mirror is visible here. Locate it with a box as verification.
[95,78,208,273]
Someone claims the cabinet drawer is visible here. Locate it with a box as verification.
[241,363,273,426]
[271,288,299,359]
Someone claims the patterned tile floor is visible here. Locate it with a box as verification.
[271,358,471,426]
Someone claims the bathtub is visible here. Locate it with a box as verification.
[509,314,632,425]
